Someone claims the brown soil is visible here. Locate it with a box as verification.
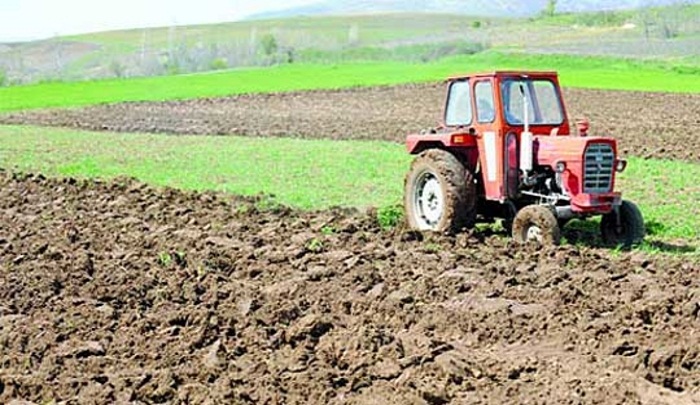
[2,84,699,162]
[1,172,698,404]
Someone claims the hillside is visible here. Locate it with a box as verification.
[0,3,698,86]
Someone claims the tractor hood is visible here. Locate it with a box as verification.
[535,135,622,212]
[535,135,617,167]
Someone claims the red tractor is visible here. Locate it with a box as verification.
[404,71,644,246]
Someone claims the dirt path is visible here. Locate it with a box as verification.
[1,172,698,403]
[2,84,699,162]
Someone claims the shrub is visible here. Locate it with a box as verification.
[109,60,126,78]
[260,33,278,56]
[209,58,228,70]
[377,205,404,229]
[542,0,557,17]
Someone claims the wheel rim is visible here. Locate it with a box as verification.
[525,224,543,243]
[413,171,443,230]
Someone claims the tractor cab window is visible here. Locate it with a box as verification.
[475,81,495,123]
[501,79,564,126]
[445,80,472,127]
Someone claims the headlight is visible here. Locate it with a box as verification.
[615,159,627,173]
[554,161,567,174]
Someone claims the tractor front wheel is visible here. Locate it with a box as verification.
[512,205,561,245]
[404,149,476,233]
[600,200,645,248]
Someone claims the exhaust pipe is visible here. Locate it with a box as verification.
[519,82,533,173]
[520,131,533,173]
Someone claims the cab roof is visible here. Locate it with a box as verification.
[447,71,559,82]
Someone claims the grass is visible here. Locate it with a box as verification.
[0,125,698,249]
[1,52,699,112]
[621,157,700,242]
[0,126,407,209]
[535,4,700,28]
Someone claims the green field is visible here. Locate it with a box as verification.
[1,52,699,112]
[0,125,698,251]
[0,126,406,209]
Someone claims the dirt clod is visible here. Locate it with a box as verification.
[1,173,699,403]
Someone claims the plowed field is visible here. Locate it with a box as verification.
[2,84,699,162]
[1,172,698,404]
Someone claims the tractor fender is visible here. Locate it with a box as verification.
[406,131,477,154]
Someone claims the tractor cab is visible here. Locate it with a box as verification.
[445,72,570,137]
[404,71,644,247]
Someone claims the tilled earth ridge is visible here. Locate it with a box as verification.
[1,84,699,162]
[0,172,699,404]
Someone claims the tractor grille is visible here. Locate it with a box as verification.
[583,143,615,193]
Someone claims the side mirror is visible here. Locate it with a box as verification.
[576,118,590,137]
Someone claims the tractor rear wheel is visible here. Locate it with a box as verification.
[600,200,645,248]
[404,149,476,233]
[512,205,561,245]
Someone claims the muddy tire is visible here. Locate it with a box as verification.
[501,201,518,234]
[404,149,476,233]
[512,205,561,245]
[600,200,645,248]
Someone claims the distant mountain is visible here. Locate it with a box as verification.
[249,0,537,19]
[249,0,697,19]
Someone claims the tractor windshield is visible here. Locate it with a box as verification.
[501,79,564,126]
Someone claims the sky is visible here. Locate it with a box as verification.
[0,0,319,42]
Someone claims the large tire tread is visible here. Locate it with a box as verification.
[404,149,476,233]
[512,205,561,245]
[601,200,645,248]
